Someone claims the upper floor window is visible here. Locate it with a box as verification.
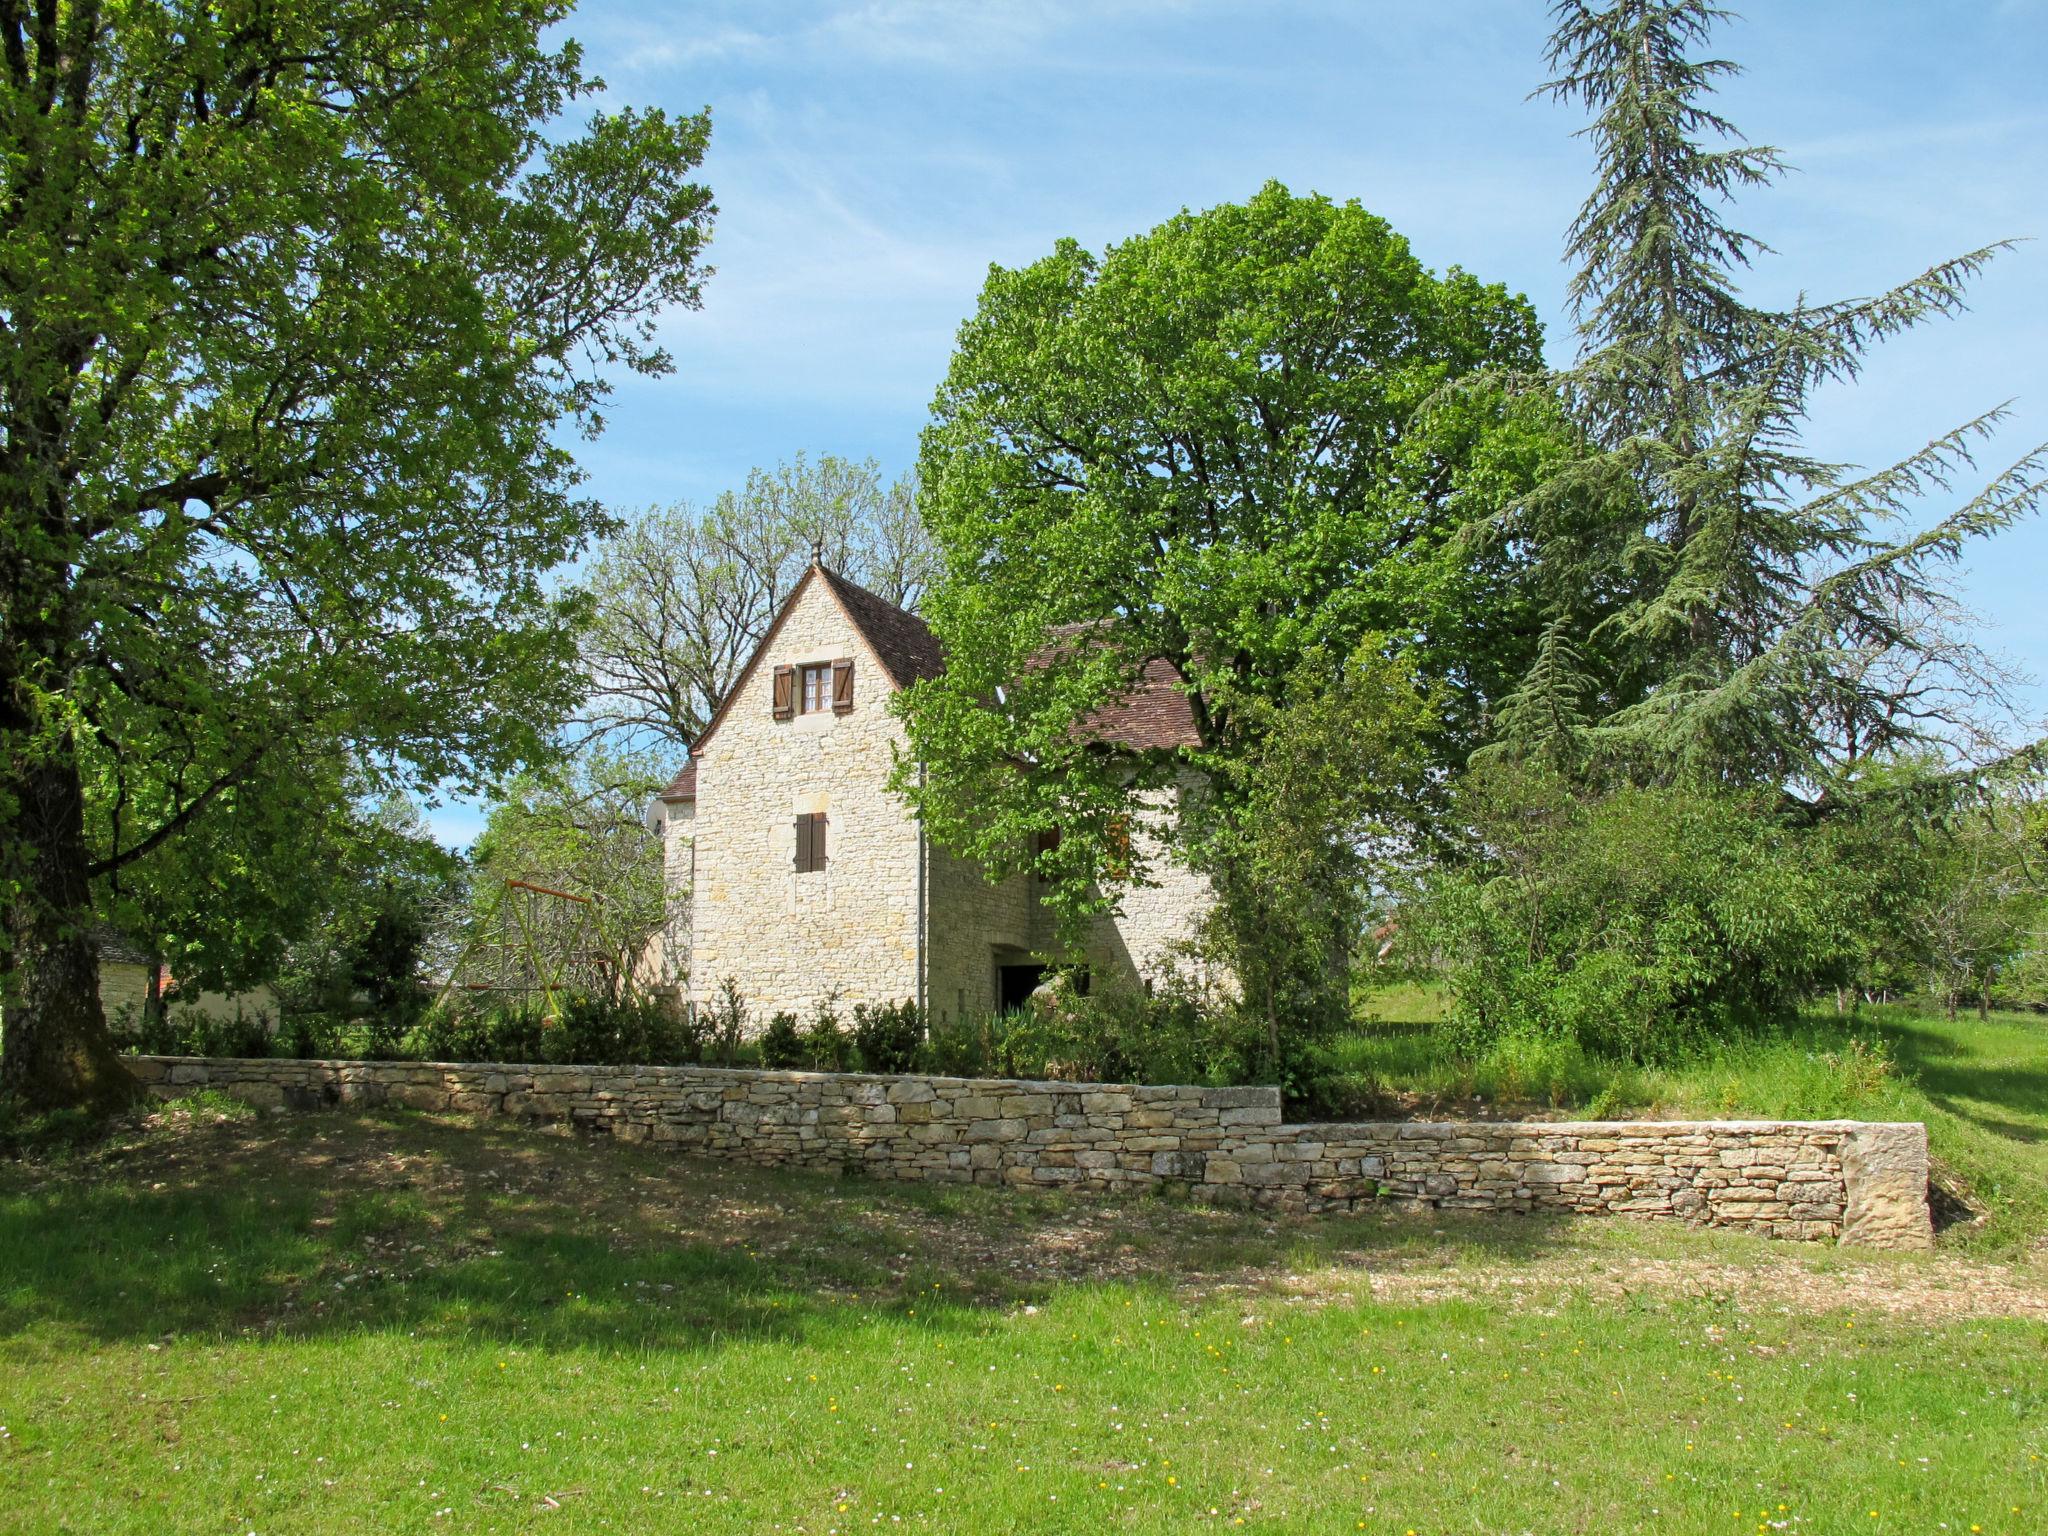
[800,662,832,714]
[772,658,855,720]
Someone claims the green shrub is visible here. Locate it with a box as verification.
[759,1011,805,1070]
[1409,764,1891,1059]
[801,998,852,1072]
[853,1000,924,1074]
[919,1010,999,1078]
[129,1003,275,1060]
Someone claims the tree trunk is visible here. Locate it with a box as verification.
[0,747,143,1114]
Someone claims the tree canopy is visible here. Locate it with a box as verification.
[1488,0,2045,789]
[0,0,714,1109]
[899,183,1561,949]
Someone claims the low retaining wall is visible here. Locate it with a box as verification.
[128,1056,1933,1250]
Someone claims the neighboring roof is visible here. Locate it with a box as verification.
[1073,655,1203,751]
[659,761,697,802]
[90,924,152,967]
[1037,621,1204,752]
[816,565,946,688]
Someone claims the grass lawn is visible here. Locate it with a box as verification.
[2,1084,2044,1534]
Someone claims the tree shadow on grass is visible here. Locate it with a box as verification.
[1874,1016,2048,1145]
[0,1107,1579,1354]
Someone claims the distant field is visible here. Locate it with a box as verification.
[1,1092,2042,1534]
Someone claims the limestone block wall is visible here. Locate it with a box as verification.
[925,843,1038,1022]
[1076,774,1225,996]
[688,580,922,1018]
[128,1056,1933,1249]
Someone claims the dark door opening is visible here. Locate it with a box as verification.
[997,963,1047,1013]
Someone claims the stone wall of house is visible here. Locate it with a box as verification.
[925,843,1038,1022]
[1073,772,1226,997]
[97,961,152,1031]
[688,579,923,1018]
[127,1055,1933,1249]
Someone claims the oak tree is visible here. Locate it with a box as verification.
[0,1,714,1109]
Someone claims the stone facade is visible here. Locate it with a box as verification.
[686,573,925,1018]
[677,565,1222,1023]
[128,1054,1934,1250]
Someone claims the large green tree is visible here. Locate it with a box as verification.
[0,1,714,1110]
[899,184,1560,971]
[1488,0,2044,786]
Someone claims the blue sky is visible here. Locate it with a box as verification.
[430,1,2048,844]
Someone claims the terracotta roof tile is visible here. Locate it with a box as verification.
[1072,655,1203,751]
[816,566,946,688]
[659,760,697,801]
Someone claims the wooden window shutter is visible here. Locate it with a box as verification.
[772,664,795,720]
[794,812,828,874]
[831,657,854,714]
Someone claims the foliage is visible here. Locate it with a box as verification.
[1408,764,1889,1057]
[452,748,680,1004]
[758,1012,806,1071]
[1906,797,2045,1017]
[1180,644,1432,1068]
[1487,0,2043,785]
[801,997,853,1073]
[706,976,749,1068]
[409,994,705,1068]
[851,1000,926,1075]
[898,183,1563,957]
[127,1002,276,1062]
[0,1,715,1110]
[918,983,1254,1087]
[259,795,457,1037]
[577,453,935,746]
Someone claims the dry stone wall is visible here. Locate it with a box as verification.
[127,1056,1933,1250]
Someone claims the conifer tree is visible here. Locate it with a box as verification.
[1494,0,2044,788]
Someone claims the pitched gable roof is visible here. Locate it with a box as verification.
[687,561,1201,766]
[689,562,940,759]
[816,566,945,688]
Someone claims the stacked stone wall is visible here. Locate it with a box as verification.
[128,1056,1933,1249]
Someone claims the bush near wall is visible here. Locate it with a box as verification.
[119,983,1261,1087]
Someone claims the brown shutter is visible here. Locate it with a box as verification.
[815,810,827,870]
[831,657,854,714]
[793,813,808,872]
[772,664,795,720]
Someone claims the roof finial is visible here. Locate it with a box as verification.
[810,533,825,567]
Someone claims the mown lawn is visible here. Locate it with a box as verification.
[1,1095,2043,1534]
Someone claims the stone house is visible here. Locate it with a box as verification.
[91,926,281,1034]
[652,561,1217,1023]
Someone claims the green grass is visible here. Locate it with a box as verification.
[1326,996,2048,1256]
[1,1100,2043,1533]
